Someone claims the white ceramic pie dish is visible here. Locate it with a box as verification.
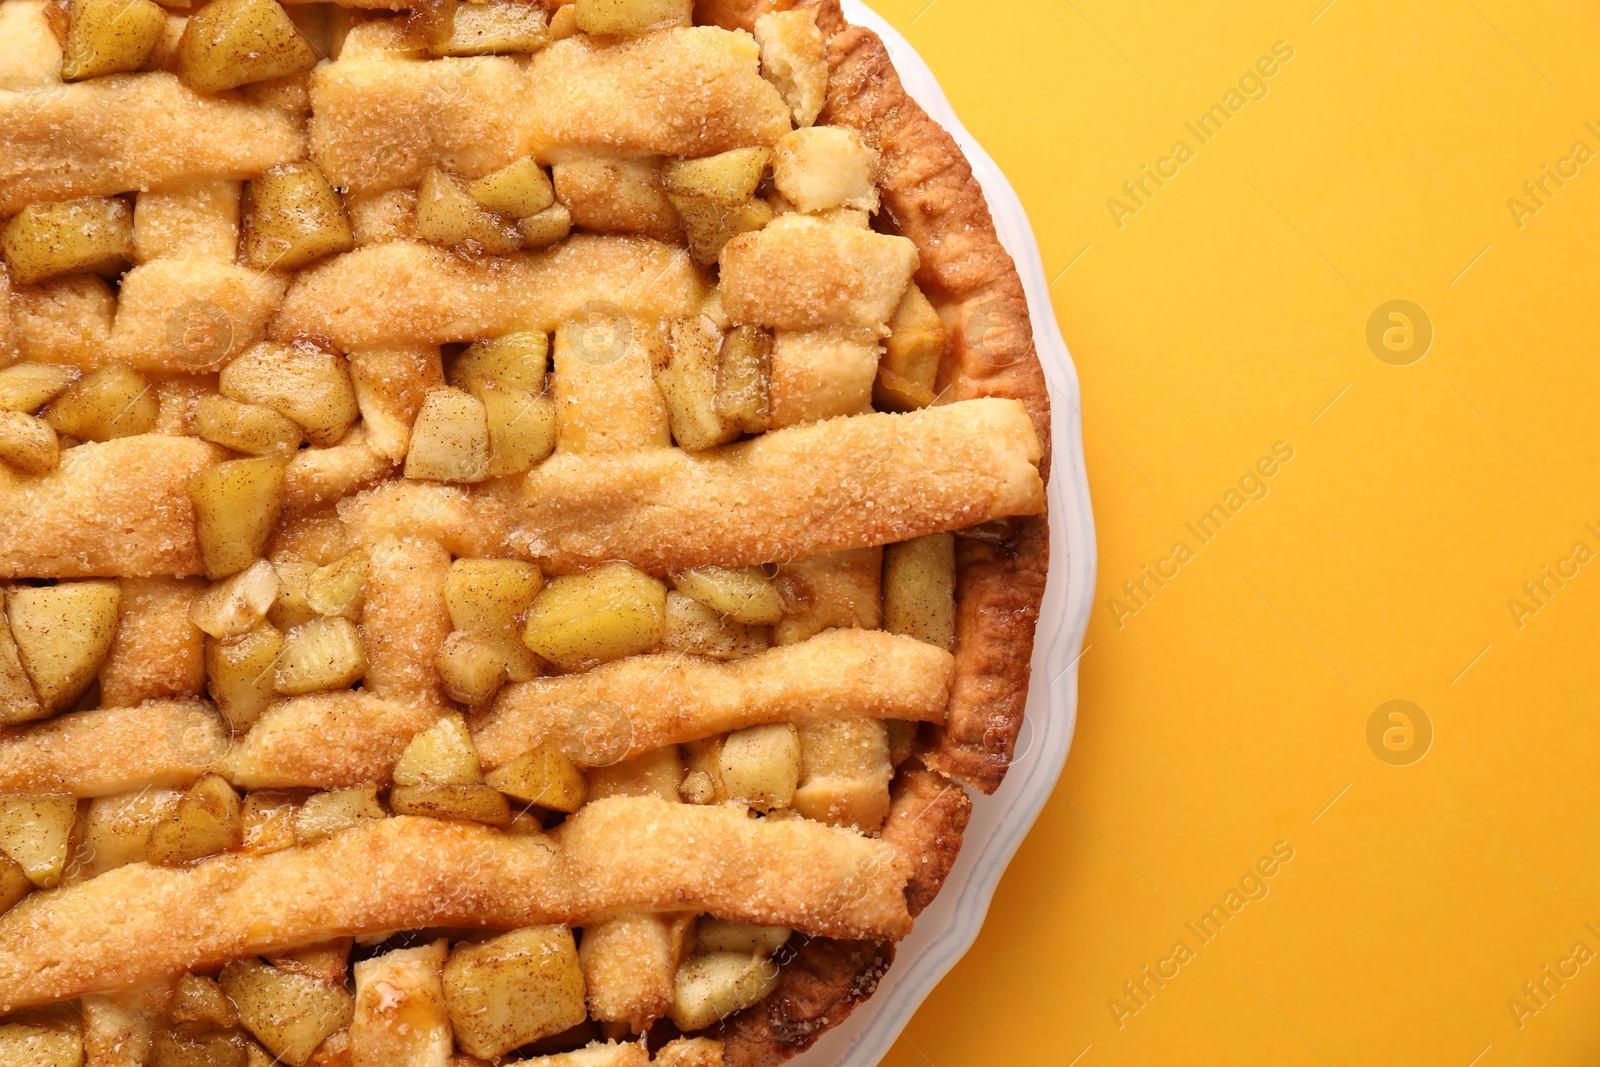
[801,4,1097,1064]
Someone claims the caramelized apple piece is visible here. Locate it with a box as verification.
[430,3,548,57]
[82,788,182,875]
[437,557,543,702]
[219,343,359,447]
[882,533,956,650]
[61,0,166,80]
[190,559,281,639]
[661,149,773,266]
[874,283,945,412]
[351,941,452,1064]
[394,714,483,787]
[274,616,365,694]
[405,387,492,483]
[189,457,287,579]
[0,853,31,915]
[575,0,691,35]
[220,957,354,1067]
[669,951,779,1031]
[0,363,79,414]
[0,602,43,726]
[718,723,800,811]
[268,554,318,631]
[0,1023,82,1066]
[176,0,317,94]
[442,927,587,1059]
[670,566,783,625]
[293,785,384,844]
[146,774,242,866]
[206,622,285,729]
[470,158,556,217]
[0,411,59,475]
[306,550,369,620]
[243,163,354,272]
[695,918,791,955]
[485,744,588,812]
[448,331,549,393]
[2,196,134,286]
[151,1031,250,1067]
[171,973,240,1031]
[388,781,512,825]
[464,375,556,476]
[405,0,457,48]
[0,795,77,888]
[654,317,736,452]
[446,558,544,631]
[415,168,523,255]
[518,203,574,249]
[390,714,510,824]
[660,590,768,661]
[6,580,120,713]
[42,362,157,441]
[713,324,773,435]
[437,630,510,705]
[196,394,306,457]
[522,562,666,671]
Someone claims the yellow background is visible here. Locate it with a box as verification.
[867,1,1600,1064]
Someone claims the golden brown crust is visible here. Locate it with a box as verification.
[713,768,969,1066]
[819,22,1050,796]
[505,399,1044,574]
[716,937,892,1067]
[0,74,306,215]
[0,436,229,579]
[879,766,973,920]
[97,577,207,710]
[689,4,1052,1059]
[0,700,225,797]
[474,629,953,770]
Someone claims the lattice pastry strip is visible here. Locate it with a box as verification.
[773,549,895,831]
[0,626,949,795]
[579,755,692,1033]
[0,798,912,1011]
[0,74,305,214]
[131,180,242,265]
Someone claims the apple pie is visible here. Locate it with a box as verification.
[0,0,1051,1062]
